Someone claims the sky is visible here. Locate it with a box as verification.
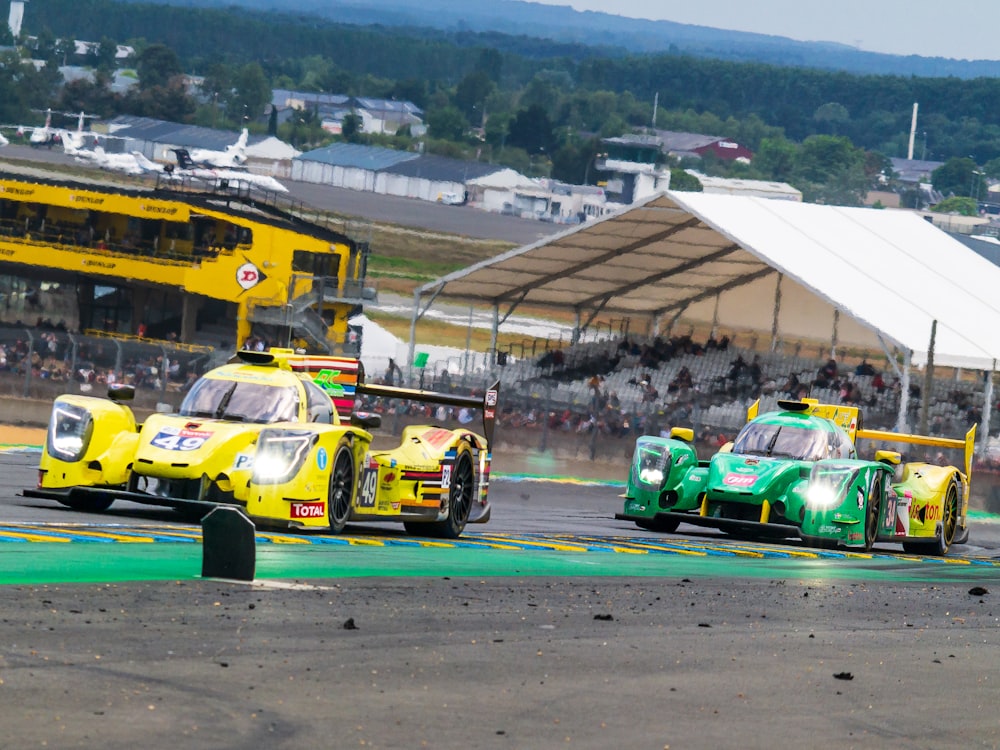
[532,1,1000,61]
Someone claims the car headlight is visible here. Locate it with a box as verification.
[633,444,671,490]
[805,483,840,508]
[47,403,94,462]
[252,430,317,485]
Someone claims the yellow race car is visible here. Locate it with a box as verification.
[27,349,498,538]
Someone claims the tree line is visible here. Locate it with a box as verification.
[9,0,1000,206]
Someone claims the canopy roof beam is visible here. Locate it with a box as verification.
[652,266,776,319]
[495,216,704,303]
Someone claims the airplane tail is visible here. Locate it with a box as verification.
[226,128,249,163]
[171,148,196,170]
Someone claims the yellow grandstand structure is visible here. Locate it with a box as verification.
[0,168,372,353]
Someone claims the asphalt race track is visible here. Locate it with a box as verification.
[3,447,1000,749]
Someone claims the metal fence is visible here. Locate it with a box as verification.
[0,327,215,409]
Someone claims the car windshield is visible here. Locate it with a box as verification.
[179,378,300,424]
[732,422,829,461]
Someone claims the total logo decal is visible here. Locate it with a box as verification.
[723,473,756,487]
[290,501,326,519]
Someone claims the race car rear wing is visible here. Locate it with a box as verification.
[357,380,500,445]
[751,397,976,478]
[856,424,977,481]
[234,349,499,444]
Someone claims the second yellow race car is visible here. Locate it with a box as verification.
[26,349,499,538]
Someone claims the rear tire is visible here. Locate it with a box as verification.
[327,440,355,534]
[421,449,475,539]
[902,480,958,557]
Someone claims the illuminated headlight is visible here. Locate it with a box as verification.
[638,467,664,486]
[47,403,93,462]
[806,484,840,508]
[633,444,670,490]
[252,430,317,485]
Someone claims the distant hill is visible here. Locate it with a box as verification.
[140,0,1000,79]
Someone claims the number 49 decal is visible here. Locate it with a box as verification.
[358,467,378,507]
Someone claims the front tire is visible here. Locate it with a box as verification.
[420,449,475,539]
[863,474,883,552]
[327,440,355,533]
[636,517,680,533]
[58,491,114,512]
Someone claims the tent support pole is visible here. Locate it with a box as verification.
[577,297,611,342]
[897,351,912,433]
[981,362,995,458]
[711,294,720,339]
[831,309,839,360]
[770,273,783,352]
[920,320,936,435]
[876,334,904,381]
[571,310,581,346]
[489,303,499,368]
[407,287,442,385]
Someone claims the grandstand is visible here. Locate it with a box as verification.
[0,165,375,355]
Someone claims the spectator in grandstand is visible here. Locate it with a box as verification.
[814,358,839,388]
[855,359,876,376]
[781,372,800,398]
[641,380,659,404]
[668,366,693,394]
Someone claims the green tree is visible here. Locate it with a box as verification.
[267,104,278,136]
[813,102,850,135]
[136,44,183,91]
[426,106,468,140]
[931,196,979,216]
[341,113,363,143]
[932,157,985,198]
[455,70,494,123]
[794,135,868,205]
[507,103,554,154]
[94,37,119,73]
[229,62,271,126]
[754,137,798,182]
[670,169,703,192]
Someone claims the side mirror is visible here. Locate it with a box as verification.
[108,383,135,402]
[351,411,382,430]
[670,427,694,442]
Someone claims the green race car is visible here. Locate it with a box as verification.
[617,399,975,555]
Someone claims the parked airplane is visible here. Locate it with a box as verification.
[184,128,249,167]
[171,148,287,193]
[67,144,151,175]
[25,109,60,147]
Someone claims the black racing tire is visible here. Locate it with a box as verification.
[863,474,883,552]
[57,491,114,512]
[326,440,355,534]
[902,479,959,557]
[636,517,681,533]
[420,448,475,539]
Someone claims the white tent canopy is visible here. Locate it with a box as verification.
[414,192,1000,371]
